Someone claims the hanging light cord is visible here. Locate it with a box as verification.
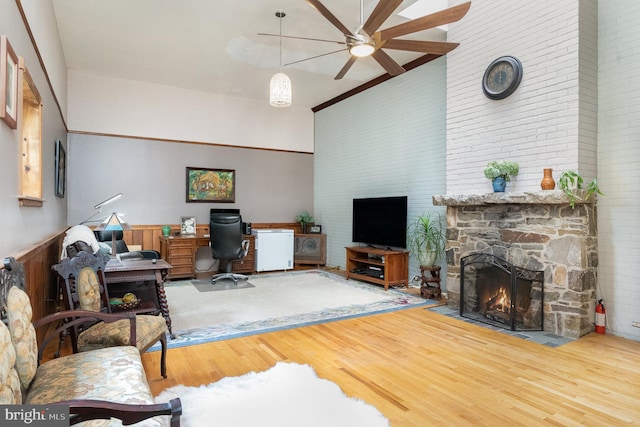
[278,12,284,72]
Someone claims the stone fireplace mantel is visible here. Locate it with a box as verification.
[433,189,594,207]
[433,190,598,339]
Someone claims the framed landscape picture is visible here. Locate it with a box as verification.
[186,167,235,203]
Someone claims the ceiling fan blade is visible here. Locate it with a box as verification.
[335,56,358,80]
[382,39,460,55]
[363,0,404,36]
[372,49,405,76]
[285,48,348,67]
[306,0,355,37]
[257,33,346,45]
[378,1,471,41]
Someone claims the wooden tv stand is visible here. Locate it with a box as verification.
[345,246,409,290]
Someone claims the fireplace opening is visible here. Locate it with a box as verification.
[460,253,544,331]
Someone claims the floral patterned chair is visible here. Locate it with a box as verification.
[0,256,181,426]
[52,251,168,378]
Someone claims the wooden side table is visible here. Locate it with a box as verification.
[104,259,174,337]
[420,265,442,299]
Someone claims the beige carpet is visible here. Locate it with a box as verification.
[156,270,432,349]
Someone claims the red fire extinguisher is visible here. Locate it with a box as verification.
[595,299,606,334]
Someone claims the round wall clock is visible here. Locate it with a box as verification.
[482,56,523,100]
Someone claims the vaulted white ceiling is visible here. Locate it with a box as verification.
[51,0,450,109]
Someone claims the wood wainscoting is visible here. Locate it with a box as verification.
[6,230,66,343]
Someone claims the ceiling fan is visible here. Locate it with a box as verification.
[259,0,471,80]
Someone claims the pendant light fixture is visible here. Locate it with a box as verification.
[269,11,292,107]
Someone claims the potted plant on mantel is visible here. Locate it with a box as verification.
[295,210,314,234]
[407,211,446,268]
[484,160,519,192]
[557,170,604,209]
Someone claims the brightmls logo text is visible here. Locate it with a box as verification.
[2,405,68,426]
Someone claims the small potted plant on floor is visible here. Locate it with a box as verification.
[557,170,604,208]
[407,211,446,267]
[484,160,520,192]
[295,210,314,234]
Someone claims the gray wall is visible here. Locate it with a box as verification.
[314,59,447,282]
[0,1,68,256]
[67,134,313,227]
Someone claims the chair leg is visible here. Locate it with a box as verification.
[211,259,248,284]
[211,272,248,284]
[160,333,167,379]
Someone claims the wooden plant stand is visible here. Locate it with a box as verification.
[420,265,442,299]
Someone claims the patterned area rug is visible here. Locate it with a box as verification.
[153,270,434,350]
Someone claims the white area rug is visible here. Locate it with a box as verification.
[157,270,431,349]
[155,362,390,427]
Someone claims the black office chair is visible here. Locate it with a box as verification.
[94,230,160,260]
[210,214,250,284]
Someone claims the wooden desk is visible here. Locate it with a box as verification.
[104,259,174,337]
[159,234,255,280]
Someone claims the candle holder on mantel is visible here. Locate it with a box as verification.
[541,168,556,190]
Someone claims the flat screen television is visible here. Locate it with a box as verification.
[352,196,408,249]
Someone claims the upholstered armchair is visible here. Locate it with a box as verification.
[52,251,168,378]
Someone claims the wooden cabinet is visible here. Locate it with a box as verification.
[345,246,409,291]
[159,235,203,280]
[159,234,254,280]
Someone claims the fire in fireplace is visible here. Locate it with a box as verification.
[460,253,544,331]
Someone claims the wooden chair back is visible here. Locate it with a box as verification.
[54,251,111,312]
[52,251,112,350]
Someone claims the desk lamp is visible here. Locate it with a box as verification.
[94,212,131,267]
[80,193,123,224]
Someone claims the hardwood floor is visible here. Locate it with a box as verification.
[140,306,640,426]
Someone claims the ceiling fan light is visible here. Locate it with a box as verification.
[270,72,292,107]
[349,42,375,57]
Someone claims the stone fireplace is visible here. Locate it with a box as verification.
[433,191,598,339]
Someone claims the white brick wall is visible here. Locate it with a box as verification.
[446,0,595,193]
[314,60,447,279]
[597,0,640,340]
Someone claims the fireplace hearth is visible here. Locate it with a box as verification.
[433,190,598,339]
[461,253,543,331]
